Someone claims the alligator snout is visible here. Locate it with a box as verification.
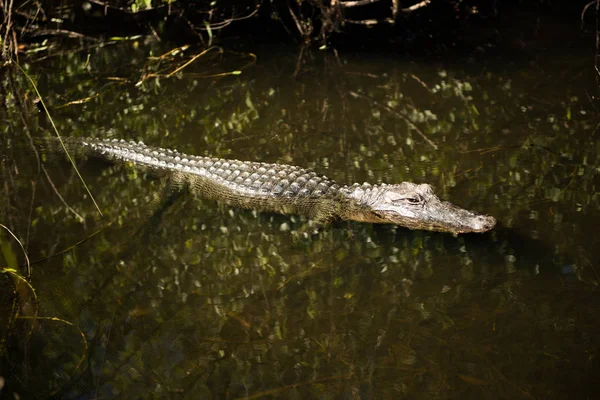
[471,214,497,233]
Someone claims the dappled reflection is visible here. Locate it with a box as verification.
[1,37,599,398]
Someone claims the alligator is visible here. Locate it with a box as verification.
[50,137,497,234]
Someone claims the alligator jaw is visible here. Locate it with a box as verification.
[346,182,496,234]
[383,200,498,234]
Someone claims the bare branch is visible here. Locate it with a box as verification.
[86,0,168,13]
[341,0,382,8]
[28,29,102,41]
[344,18,394,25]
[401,0,431,13]
[196,5,260,31]
[288,2,306,37]
[581,1,596,24]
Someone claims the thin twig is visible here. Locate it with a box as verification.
[28,221,113,266]
[18,315,88,396]
[344,18,393,25]
[167,46,220,77]
[41,166,85,222]
[28,29,101,41]
[0,223,31,278]
[25,179,36,251]
[94,310,116,399]
[147,45,189,61]
[341,0,382,8]
[3,269,38,339]
[402,0,431,12]
[288,2,305,37]
[147,22,161,42]
[11,58,104,216]
[392,0,399,18]
[195,5,261,31]
[597,0,600,78]
[349,90,438,149]
[581,0,596,23]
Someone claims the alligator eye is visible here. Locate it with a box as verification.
[402,196,422,205]
[389,194,423,205]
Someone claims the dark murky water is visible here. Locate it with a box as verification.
[1,23,600,399]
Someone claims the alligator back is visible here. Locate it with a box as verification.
[72,138,346,221]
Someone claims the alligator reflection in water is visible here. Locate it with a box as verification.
[51,137,497,234]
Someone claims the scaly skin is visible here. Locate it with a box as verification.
[65,137,496,234]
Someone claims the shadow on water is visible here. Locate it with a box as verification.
[1,29,600,398]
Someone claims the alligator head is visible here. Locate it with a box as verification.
[344,182,496,234]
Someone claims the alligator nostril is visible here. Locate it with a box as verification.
[481,215,496,230]
[472,214,496,232]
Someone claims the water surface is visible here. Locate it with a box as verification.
[1,30,599,399]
